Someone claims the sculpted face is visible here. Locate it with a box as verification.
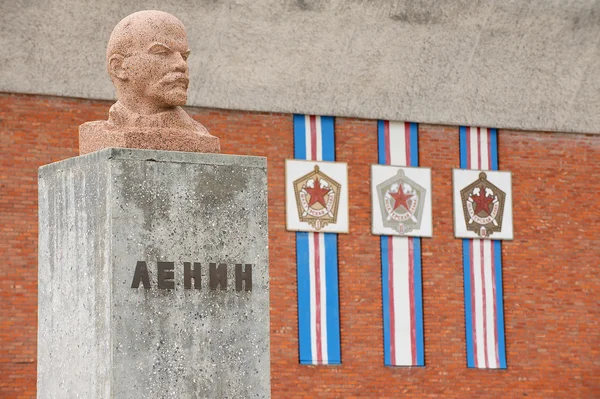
[108,11,191,114]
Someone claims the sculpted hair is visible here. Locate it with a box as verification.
[106,15,138,61]
[106,10,185,68]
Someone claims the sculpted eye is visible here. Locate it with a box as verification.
[182,51,190,61]
[148,44,170,55]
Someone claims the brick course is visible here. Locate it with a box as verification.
[1,93,598,398]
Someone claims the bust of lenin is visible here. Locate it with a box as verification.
[79,10,220,155]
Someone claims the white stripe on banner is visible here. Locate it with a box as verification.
[307,231,318,362]
[295,114,341,365]
[378,120,425,367]
[460,126,507,369]
[391,236,412,364]
[388,121,408,166]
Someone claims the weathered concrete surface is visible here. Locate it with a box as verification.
[1,0,599,134]
[38,148,269,398]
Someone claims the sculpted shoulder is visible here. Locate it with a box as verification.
[79,102,220,154]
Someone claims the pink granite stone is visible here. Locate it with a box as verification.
[79,10,220,155]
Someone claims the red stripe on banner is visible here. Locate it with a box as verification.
[477,127,482,169]
[404,121,411,165]
[480,242,489,368]
[313,232,323,363]
[491,243,500,366]
[466,127,472,168]
[408,238,416,364]
[310,116,317,161]
[388,237,396,365]
[470,241,478,367]
[384,121,391,165]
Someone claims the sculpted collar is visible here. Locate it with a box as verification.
[107,101,201,131]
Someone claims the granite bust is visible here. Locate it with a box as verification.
[79,10,220,155]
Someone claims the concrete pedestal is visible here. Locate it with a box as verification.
[38,148,269,398]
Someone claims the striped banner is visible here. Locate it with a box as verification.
[460,126,507,369]
[294,115,341,365]
[377,121,425,366]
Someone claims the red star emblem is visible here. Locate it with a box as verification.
[471,186,494,215]
[305,178,331,207]
[389,186,414,211]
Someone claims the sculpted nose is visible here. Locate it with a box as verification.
[173,53,188,73]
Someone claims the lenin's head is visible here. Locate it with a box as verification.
[106,11,190,114]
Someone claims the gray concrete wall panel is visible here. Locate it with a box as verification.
[2,0,599,134]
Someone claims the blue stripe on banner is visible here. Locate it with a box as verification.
[296,232,312,364]
[293,114,306,160]
[490,128,499,171]
[459,126,468,169]
[494,240,507,368]
[463,239,475,368]
[460,126,473,366]
[320,116,335,161]
[381,236,391,365]
[409,123,419,167]
[377,120,386,165]
[410,123,424,365]
[324,233,341,364]
[491,129,506,367]
[413,237,425,366]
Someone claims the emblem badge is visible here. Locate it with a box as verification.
[460,172,506,238]
[376,169,426,234]
[293,165,341,231]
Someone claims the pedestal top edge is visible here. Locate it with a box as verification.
[39,148,267,177]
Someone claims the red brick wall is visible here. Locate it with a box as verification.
[1,93,598,398]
